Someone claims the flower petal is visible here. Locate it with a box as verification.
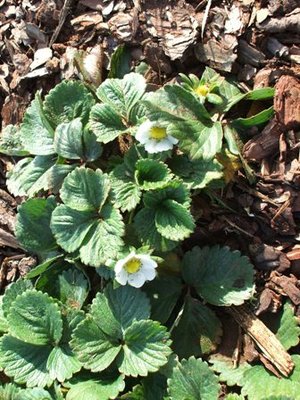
[115,269,129,285]
[139,255,158,269]
[168,135,179,144]
[153,138,174,152]
[140,265,156,281]
[136,120,152,144]
[127,271,146,288]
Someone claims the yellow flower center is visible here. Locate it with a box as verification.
[124,257,142,274]
[195,84,209,96]
[149,127,167,141]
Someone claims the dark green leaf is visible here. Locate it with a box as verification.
[109,44,131,79]
[54,118,84,159]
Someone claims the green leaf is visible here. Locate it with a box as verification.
[8,290,63,345]
[109,44,131,78]
[43,80,95,127]
[66,373,125,400]
[172,296,222,359]
[244,87,274,101]
[209,355,251,387]
[82,128,102,161]
[167,356,220,400]
[2,279,33,317]
[20,93,55,155]
[134,208,177,252]
[118,319,172,377]
[90,285,150,338]
[143,181,190,210]
[135,159,173,190]
[276,301,300,351]
[143,275,182,324]
[25,255,64,279]
[0,383,20,400]
[96,72,146,119]
[182,246,255,306]
[110,164,142,212]
[155,199,195,241]
[0,125,29,156]
[232,106,274,129]
[47,345,82,382]
[16,196,58,255]
[0,297,8,333]
[60,167,110,212]
[70,316,122,372]
[0,335,53,387]
[6,155,56,197]
[168,155,223,189]
[54,118,84,159]
[89,103,128,143]
[216,77,244,114]
[16,388,53,400]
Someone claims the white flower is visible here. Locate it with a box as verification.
[135,120,178,154]
[114,252,158,288]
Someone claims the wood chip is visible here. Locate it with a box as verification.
[274,75,300,130]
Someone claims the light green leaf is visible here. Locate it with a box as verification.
[225,394,245,400]
[16,196,58,254]
[167,356,220,400]
[16,388,53,400]
[96,72,146,118]
[143,181,190,210]
[0,125,29,156]
[134,208,177,252]
[47,345,82,382]
[43,80,95,127]
[110,164,142,212]
[182,246,255,306]
[118,320,172,377]
[70,316,122,372]
[54,118,84,159]
[0,383,20,400]
[232,106,274,129]
[168,155,223,189]
[89,103,128,143]
[8,290,63,345]
[0,335,53,387]
[209,355,251,387]
[143,275,182,324]
[276,301,300,351]
[216,78,244,114]
[6,155,56,197]
[66,373,125,400]
[2,279,33,317]
[155,199,195,241]
[172,296,222,359]
[0,297,8,333]
[244,87,274,100]
[90,285,150,338]
[135,159,173,190]
[60,167,110,211]
[20,93,55,155]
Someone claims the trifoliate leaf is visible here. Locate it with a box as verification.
[172,296,222,359]
[2,279,33,317]
[8,290,63,345]
[168,155,224,189]
[167,356,220,400]
[54,118,85,159]
[96,72,146,119]
[43,80,95,127]
[89,103,128,143]
[143,275,182,324]
[118,319,172,377]
[110,163,142,212]
[20,93,55,155]
[182,246,255,306]
[70,317,122,372]
[135,159,173,190]
[6,155,56,197]
[66,373,125,400]
[0,335,53,387]
[60,167,110,212]
[134,208,177,252]
[16,196,58,255]
[0,125,29,156]
[276,301,300,351]
[90,285,150,338]
[155,199,195,241]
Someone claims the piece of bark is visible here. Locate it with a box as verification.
[238,39,266,67]
[274,75,300,130]
[228,304,294,377]
[0,228,20,249]
[256,288,282,315]
[257,8,300,33]
[243,119,282,161]
[269,272,300,305]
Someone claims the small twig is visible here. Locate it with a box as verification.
[201,0,213,39]
[50,0,74,47]
[228,304,294,377]
[221,215,255,238]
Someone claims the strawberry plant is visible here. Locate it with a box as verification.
[1,67,297,399]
